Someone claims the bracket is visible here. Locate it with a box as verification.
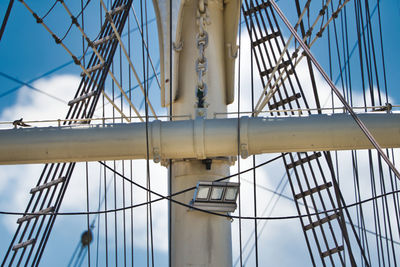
[151,120,162,163]
[239,116,249,159]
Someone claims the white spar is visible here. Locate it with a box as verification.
[0,113,399,165]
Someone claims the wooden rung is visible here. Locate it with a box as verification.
[321,245,344,258]
[30,177,65,194]
[92,34,115,47]
[107,4,126,16]
[81,63,104,77]
[12,239,35,251]
[17,207,54,224]
[252,31,280,47]
[268,93,301,109]
[286,152,321,169]
[304,213,340,231]
[243,2,271,16]
[294,182,332,199]
[68,91,97,106]
[260,60,292,76]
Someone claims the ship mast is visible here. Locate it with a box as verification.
[153,0,240,265]
[2,1,400,266]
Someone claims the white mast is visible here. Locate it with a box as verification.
[153,0,240,265]
[2,1,399,266]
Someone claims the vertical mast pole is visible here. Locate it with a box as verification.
[170,1,232,266]
[153,0,240,266]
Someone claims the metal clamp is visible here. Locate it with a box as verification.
[151,120,162,163]
[194,118,206,159]
[239,116,249,159]
[227,43,239,59]
[173,40,183,52]
[196,107,207,118]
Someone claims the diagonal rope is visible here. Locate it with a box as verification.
[99,0,158,119]
[130,6,161,90]
[268,0,400,181]
[60,1,144,122]
[0,18,157,102]
[0,0,14,42]
[253,0,316,111]
[19,0,132,123]
[1,158,400,223]
[255,0,351,115]
[0,71,67,104]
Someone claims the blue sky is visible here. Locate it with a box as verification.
[1,0,400,110]
[0,0,400,266]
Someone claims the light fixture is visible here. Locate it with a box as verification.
[190,181,240,212]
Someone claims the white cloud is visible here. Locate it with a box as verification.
[0,75,79,125]
[0,75,79,231]
[0,75,169,257]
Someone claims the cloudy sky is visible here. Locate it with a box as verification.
[0,0,400,266]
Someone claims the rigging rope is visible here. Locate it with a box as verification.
[141,0,155,264]
[1,157,400,223]
[168,0,173,264]
[255,0,351,116]
[0,71,67,104]
[130,6,161,90]
[0,16,157,102]
[3,1,399,265]
[268,0,400,182]
[0,0,14,42]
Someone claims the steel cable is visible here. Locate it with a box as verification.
[0,0,14,42]
[1,157,400,224]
